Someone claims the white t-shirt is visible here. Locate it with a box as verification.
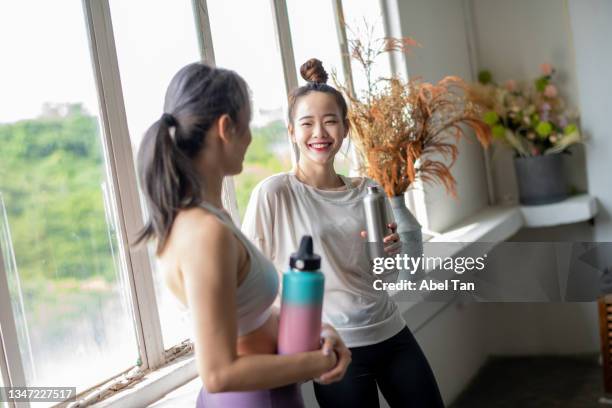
[241,172,405,347]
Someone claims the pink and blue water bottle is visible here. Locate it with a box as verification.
[277,236,325,354]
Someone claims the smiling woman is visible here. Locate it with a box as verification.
[242,58,444,408]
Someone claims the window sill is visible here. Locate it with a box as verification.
[520,193,597,228]
[91,354,197,408]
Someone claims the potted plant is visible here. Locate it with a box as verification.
[470,64,582,205]
[333,31,491,253]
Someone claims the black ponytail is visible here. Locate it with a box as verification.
[134,63,249,253]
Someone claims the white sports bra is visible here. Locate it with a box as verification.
[198,201,279,336]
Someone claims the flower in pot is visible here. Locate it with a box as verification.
[333,30,492,255]
[470,64,583,205]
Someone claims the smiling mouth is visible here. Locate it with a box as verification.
[307,141,333,152]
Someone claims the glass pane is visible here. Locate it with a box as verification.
[286,0,353,177]
[0,0,138,394]
[287,0,345,87]
[109,0,200,349]
[341,0,392,99]
[207,0,293,220]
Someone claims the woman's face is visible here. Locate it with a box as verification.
[290,92,347,167]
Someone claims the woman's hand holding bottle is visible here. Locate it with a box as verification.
[314,324,352,384]
[360,222,402,256]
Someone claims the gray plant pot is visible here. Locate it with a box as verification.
[389,195,424,282]
[514,153,568,205]
[389,196,422,254]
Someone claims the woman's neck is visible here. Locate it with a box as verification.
[201,171,224,209]
[295,161,344,190]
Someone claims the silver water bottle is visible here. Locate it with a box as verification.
[363,186,387,260]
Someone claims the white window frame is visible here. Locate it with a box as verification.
[83,0,165,372]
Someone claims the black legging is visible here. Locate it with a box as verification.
[313,327,444,408]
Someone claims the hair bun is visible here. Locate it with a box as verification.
[300,58,328,84]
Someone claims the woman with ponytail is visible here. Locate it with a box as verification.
[242,59,444,407]
[135,62,350,407]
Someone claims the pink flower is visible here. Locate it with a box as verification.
[504,80,517,92]
[544,84,558,98]
[540,63,553,76]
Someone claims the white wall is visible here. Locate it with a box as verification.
[483,303,599,355]
[567,0,612,242]
[413,301,488,406]
[470,0,580,107]
[395,0,490,232]
[504,222,600,358]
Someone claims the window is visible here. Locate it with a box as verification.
[207,0,293,220]
[108,0,200,350]
[287,0,353,176]
[0,0,138,393]
[287,0,345,87]
[341,0,392,98]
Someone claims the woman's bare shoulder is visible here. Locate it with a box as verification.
[171,207,234,251]
[161,207,238,304]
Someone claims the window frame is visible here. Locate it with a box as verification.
[83,0,166,372]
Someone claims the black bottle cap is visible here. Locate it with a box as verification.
[289,235,321,271]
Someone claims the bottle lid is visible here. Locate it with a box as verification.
[289,235,321,271]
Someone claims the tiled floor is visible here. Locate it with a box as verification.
[451,354,604,408]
